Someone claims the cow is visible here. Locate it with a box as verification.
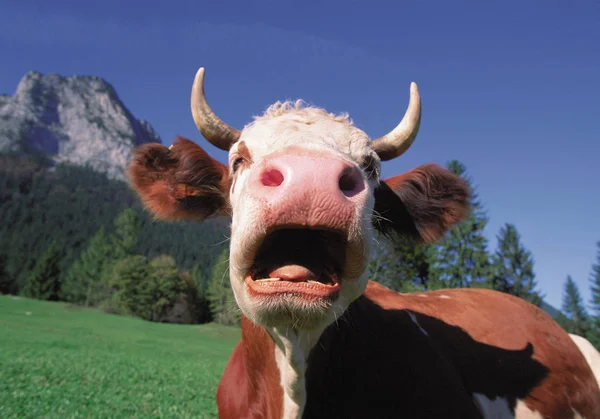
[128,67,600,419]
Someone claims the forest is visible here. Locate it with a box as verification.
[1,153,598,349]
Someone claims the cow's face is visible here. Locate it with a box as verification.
[224,105,380,331]
[129,68,470,331]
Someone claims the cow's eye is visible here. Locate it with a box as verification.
[232,157,245,173]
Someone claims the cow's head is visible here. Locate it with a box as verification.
[129,68,470,332]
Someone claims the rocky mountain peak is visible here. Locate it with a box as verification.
[0,71,161,180]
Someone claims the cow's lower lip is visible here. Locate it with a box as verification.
[243,227,346,300]
[245,275,341,299]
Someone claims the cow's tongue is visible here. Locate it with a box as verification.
[268,264,320,282]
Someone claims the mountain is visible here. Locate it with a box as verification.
[0,71,160,180]
[0,71,229,304]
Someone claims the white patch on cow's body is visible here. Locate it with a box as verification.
[439,294,451,299]
[513,400,543,419]
[474,394,587,419]
[570,334,600,391]
[473,393,514,418]
[515,400,586,419]
[270,326,324,419]
[406,310,429,336]
[417,294,427,298]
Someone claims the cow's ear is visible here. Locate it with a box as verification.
[372,163,470,243]
[128,136,230,221]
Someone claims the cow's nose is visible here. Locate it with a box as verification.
[248,151,366,207]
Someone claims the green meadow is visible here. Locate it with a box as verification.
[0,295,240,418]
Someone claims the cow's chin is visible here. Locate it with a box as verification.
[231,228,368,330]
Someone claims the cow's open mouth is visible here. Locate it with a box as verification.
[245,228,347,297]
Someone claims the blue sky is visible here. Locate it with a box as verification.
[1,0,599,309]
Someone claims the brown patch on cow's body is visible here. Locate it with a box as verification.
[217,281,600,418]
[217,317,283,419]
[365,281,600,418]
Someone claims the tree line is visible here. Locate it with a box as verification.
[0,154,233,324]
[0,155,228,295]
[0,154,598,347]
[366,160,599,348]
[7,207,236,325]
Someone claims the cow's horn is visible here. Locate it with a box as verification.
[191,67,241,150]
[370,82,421,161]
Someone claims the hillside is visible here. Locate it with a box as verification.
[0,69,229,295]
[0,154,229,292]
[0,295,239,418]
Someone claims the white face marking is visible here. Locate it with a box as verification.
[226,102,382,331]
[236,102,377,166]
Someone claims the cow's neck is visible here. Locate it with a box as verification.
[265,324,326,419]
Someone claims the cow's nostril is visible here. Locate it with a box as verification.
[339,170,360,196]
[261,168,284,187]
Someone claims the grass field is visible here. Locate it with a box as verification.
[0,295,240,418]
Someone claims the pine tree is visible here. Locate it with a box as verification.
[174,271,201,324]
[428,160,491,289]
[61,227,113,306]
[590,241,600,316]
[587,241,600,348]
[22,242,63,301]
[110,255,152,319]
[0,254,13,294]
[149,255,188,321]
[560,276,590,336]
[191,264,212,323]
[112,208,141,259]
[101,208,142,298]
[489,223,543,306]
[367,231,430,292]
[206,248,240,325]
